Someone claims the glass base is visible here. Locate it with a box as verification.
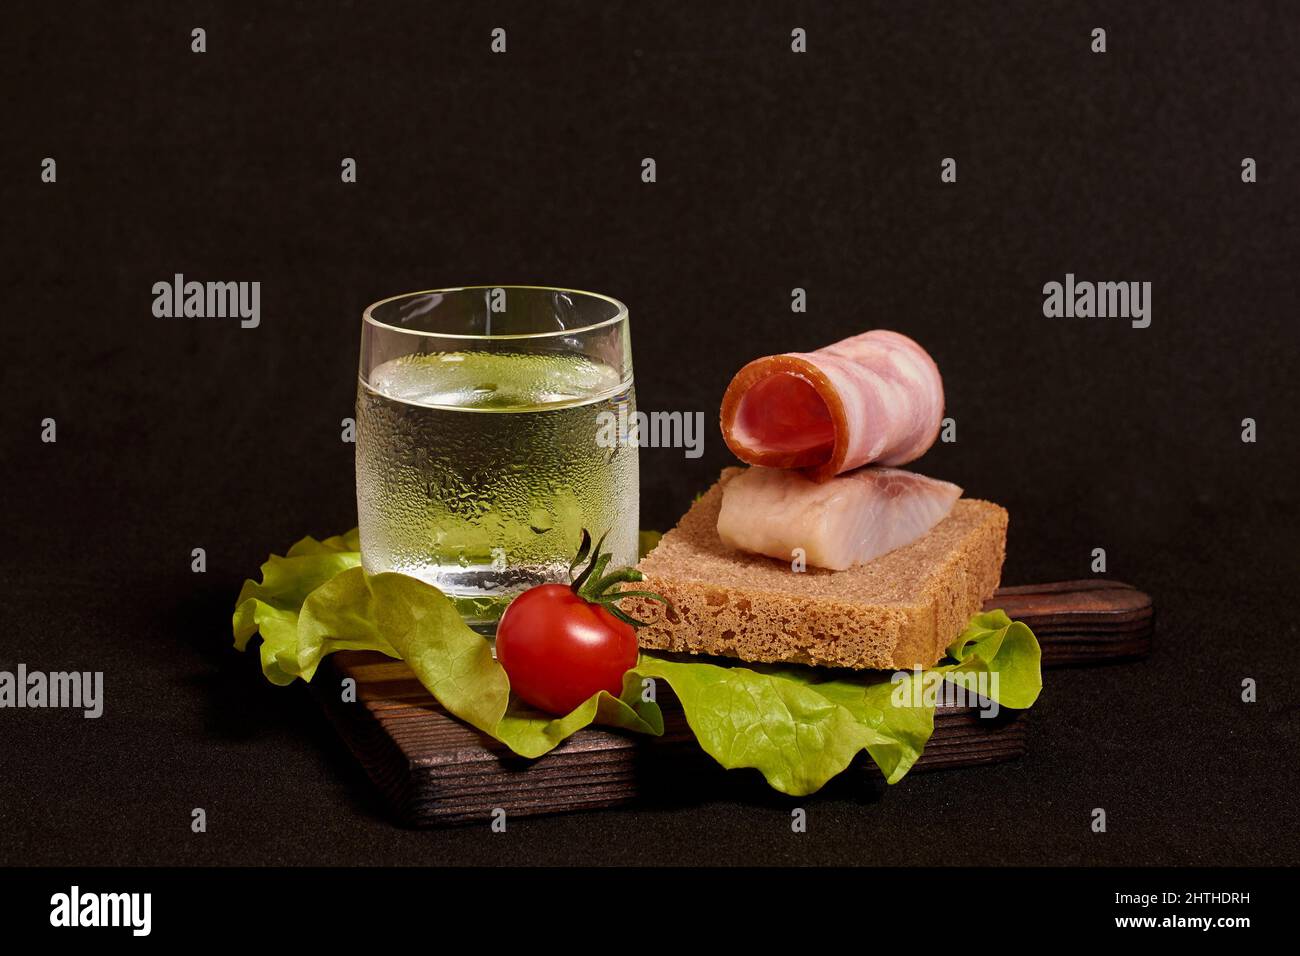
[368,563,535,642]
[444,590,515,643]
[465,617,500,643]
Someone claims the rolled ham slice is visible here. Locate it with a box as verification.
[717,465,962,571]
[720,329,944,482]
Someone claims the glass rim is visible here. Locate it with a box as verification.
[361,285,629,341]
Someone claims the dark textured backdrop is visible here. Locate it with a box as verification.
[2,0,1297,865]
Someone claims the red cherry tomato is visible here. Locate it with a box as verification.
[496,583,639,716]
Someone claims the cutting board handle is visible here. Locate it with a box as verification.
[987,580,1153,665]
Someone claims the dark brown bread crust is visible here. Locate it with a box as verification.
[630,469,1008,670]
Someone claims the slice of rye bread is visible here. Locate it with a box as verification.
[628,468,1008,670]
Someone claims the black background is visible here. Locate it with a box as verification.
[2,0,1297,865]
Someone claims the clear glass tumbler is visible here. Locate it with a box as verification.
[356,286,638,631]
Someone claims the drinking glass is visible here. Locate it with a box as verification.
[356,286,638,632]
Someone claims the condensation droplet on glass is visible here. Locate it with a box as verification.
[528,509,554,534]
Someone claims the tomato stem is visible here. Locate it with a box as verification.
[567,528,673,627]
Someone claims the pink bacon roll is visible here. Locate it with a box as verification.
[719,329,945,482]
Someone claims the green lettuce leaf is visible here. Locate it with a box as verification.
[234,531,1042,794]
[232,532,364,684]
[936,609,1042,709]
[235,554,660,757]
[631,645,1023,794]
[630,655,902,794]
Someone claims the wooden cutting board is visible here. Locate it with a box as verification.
[312,579,1151,826]
[995,579,1153,665]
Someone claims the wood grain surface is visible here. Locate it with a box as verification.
[987,579,1153,665]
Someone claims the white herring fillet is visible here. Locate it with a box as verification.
[716,466,963,571]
